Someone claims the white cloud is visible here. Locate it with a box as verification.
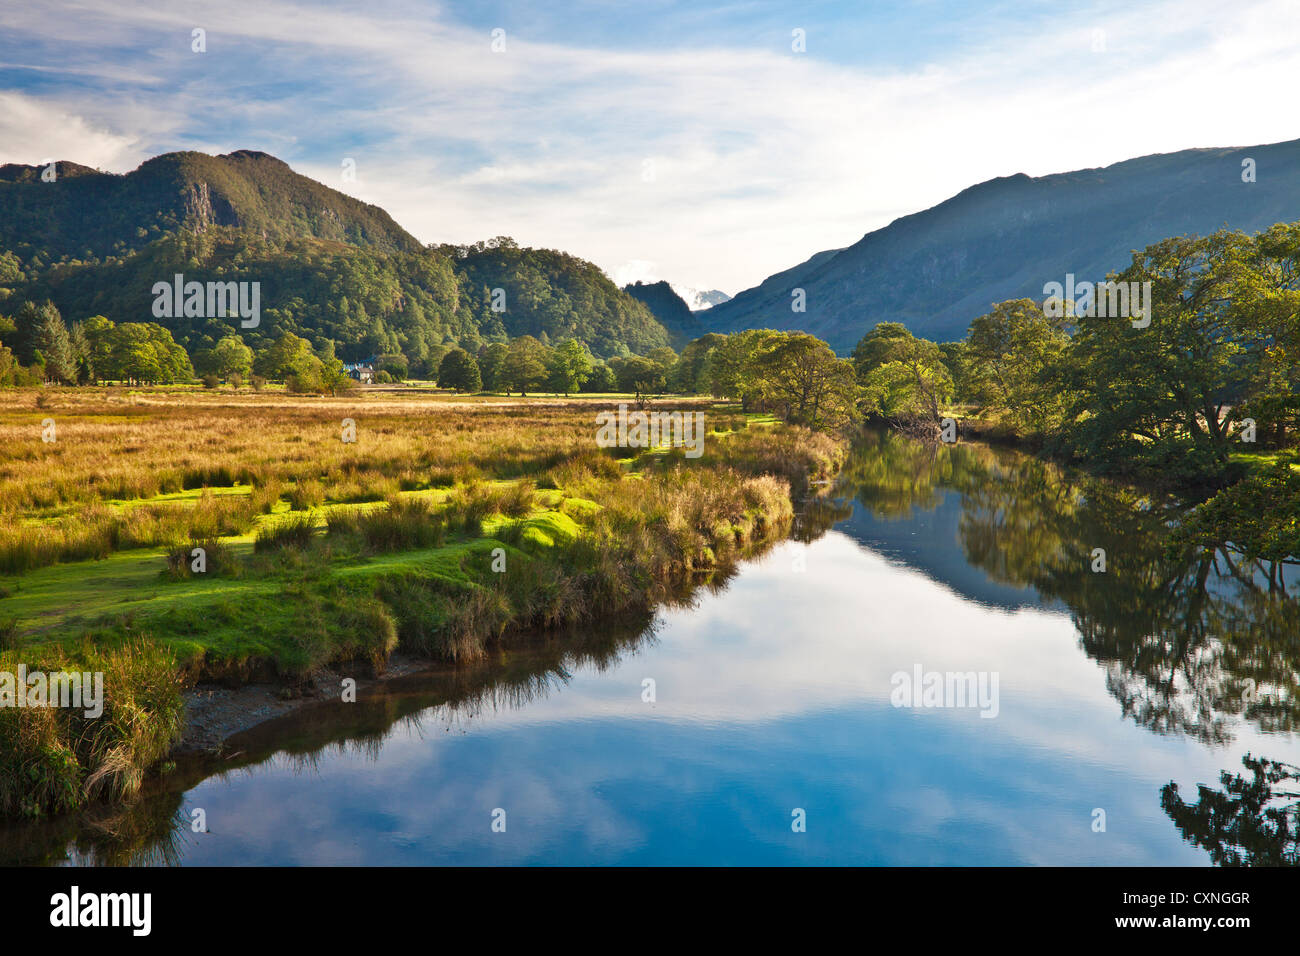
[0,92,142,170]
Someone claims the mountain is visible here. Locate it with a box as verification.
[622,280,705,346]
[702,137,1300,350]
[671,285,731,310]
[0,151,671,365]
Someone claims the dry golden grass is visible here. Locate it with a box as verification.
[0,386,725,572]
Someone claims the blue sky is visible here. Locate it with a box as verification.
[2,0,1298,294]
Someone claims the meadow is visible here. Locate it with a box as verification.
[0,385,844,817]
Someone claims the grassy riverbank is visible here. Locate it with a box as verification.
[0,387,844,817]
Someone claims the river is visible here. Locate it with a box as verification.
[4,430,1298,865]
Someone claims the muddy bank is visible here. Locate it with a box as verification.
[176,653,435,755]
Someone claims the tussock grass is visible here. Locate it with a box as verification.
[444,480,537,534]
[163,538,239,580]
[254,513,316,552]
[287,478,325,511]
[352,497,447,552]
[0,638,184,818]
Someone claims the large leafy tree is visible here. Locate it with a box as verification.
[752,332,858,430]
[477,342,509,391]
[709,329,781,407]
[853,322,952,423]
[612,355,666,395]
[79,315,116,383]
[1060,232,1250,477]
[547,339,592,395]
[671,333,726,394]
[500,335,549,395]
[107,322,192,384]
[212,335,253,381]
[254,331,320,382]
[1225,222,1300,446]
[963,299,1070,435]
[438,348,482,393]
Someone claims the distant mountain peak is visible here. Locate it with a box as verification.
[623,279,704,346]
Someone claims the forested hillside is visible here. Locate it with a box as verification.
[0,152,671,368]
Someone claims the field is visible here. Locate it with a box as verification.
[0,385,844,817]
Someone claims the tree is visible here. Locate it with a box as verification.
[376,353,409,382]
[212,335,253,382]
[752,332,859,429]
[964,299,1071,435]
[614,355,666,395]
[68,321,93,384]
[1222,221,1300,447]
[1060,232,1249,477]
[439,348,482,392]
[32,303,75,383]
[582,363,617,393]
[853,323,952,423]
[478,342,509,391]
[78,316,116,383]
[319,357,357,396]
[501,335,549,395]
[255,332,321,382]
[547,339,592,395]
[108,323,192,384]
[672,333,726,394]
[709,329,781,407]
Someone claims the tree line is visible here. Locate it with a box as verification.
[848,222,1300,489]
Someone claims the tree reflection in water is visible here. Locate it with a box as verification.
[840,430,1300,865]
[838,429,1300,745]
[1161,755,1300,866]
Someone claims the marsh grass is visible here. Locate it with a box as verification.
[355,497,447,552]
[0,388,841,818]
[444,480,537,534]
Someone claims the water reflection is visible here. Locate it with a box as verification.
[1161,754,1300,866]
[836,430,1300,746]
[837,431,1300,866]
